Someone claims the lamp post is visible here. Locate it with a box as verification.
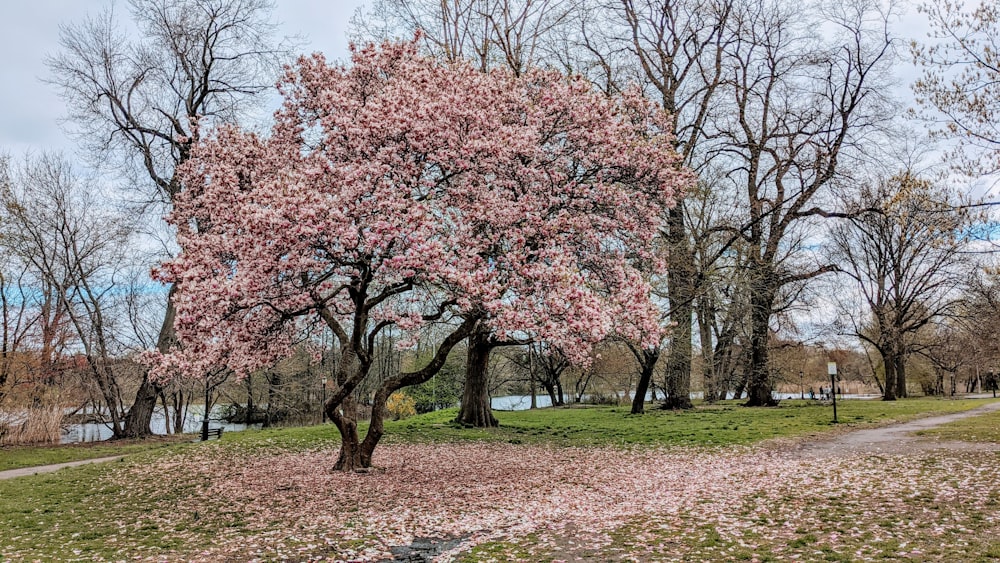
[827,362,838,423]
[799,371,804,400]
[201,380,210,441]
[321,376,328,423]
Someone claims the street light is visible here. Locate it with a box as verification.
[799,371,804,400]
[321,376,328,423]
[828,362,839,423]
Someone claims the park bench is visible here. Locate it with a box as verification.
[201,427,223,441]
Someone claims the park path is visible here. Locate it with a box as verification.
[790,399,1000,457]
[0,456,123,480]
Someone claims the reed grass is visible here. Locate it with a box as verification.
[0,406,63,446]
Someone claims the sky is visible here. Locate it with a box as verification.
[0,0,367,159]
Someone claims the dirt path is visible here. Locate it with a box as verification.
[0,456,124,480]
[791,399,1000,457]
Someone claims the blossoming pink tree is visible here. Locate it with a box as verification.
[153,40,690,471]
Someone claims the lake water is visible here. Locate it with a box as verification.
[61,405,260,443]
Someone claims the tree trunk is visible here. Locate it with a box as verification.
[881,344,897,401]
[529,349,537,409]
[124,286,177,437]
[245,373,255,423]
[456,328,497,427]
[697,295,717,404]
[744,284,777,407]
[542,382,557,406]
[264,371,280,428]
[631,348,659,414]
[895,352,907,399]
[159,391,171,434]
[329,395,366,471]
[663,205,694,410]
[328,315,479,471]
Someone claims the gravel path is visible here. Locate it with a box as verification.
[791,399,1000,457]
[0,456,124,480]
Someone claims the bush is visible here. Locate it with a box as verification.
[386,392,417,420]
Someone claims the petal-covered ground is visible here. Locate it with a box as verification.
[86,440,1000,562]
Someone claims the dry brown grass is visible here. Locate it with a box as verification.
[0,406,63,446]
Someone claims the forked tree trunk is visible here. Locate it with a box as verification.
[456,328,497,427]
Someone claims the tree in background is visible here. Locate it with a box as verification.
[913,0,1000,175]
[830,172,971,400]
[154,41,686,470]
[711,0,894,405]
[1,153,139,437]
[610,0,734,411]
[46,0,289,437]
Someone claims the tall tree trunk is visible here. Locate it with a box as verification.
[744,282,777,407]
[631,348,660,414]
[124,286,177,437]
[456,327,497,427]
[895,352,907,399]
[697,295,717,403]
[663,206,694,409]
[881,343,897,401]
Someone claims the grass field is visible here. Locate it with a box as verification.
[915,407,1000,443]
[0,435,188,472]
[377,397,989,447]
[0,397,997,561]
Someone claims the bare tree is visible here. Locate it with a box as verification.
[1,154,138,437]
[46,0,288,437]
[353,0,580,74]
[710,0,896,405]
[830,172,971,400]
[596,0,735,411]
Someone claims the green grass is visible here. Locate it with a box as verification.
[0,449,214,560]
[370,397,994,448]
[0,435,189,472]
[915,408,1000,443]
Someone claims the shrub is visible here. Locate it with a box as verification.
[386,392,417,420]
